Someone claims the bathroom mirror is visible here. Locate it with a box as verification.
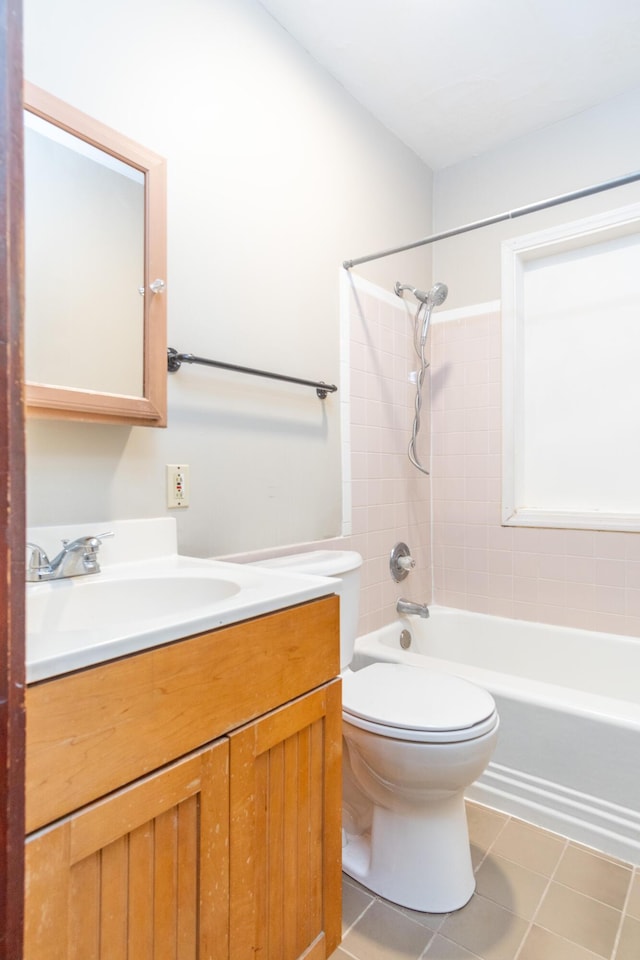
[23,82,167,425]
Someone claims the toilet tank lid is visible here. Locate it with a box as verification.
[252,549,362,577]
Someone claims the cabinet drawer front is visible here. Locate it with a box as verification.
[26,596,339,831]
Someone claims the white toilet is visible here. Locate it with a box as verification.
[253,549,499,913]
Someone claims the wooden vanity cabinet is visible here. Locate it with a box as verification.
[24,596,342,960]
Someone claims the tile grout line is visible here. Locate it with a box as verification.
[510,835,570,960]
[335,946,363,960]
[610,863,637,960]
[340,880,376,942]
[469,804,513,874]
[417,927,440,960]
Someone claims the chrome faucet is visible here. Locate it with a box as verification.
[26,532,114,582]
[396,598,430,619]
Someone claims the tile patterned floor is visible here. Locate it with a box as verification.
[330,802,640,960]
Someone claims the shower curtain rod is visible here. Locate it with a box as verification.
[342,169,640,270]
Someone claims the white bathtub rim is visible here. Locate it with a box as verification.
[353,614,640,734]
[418,604,640,652]
[389,604,640,704]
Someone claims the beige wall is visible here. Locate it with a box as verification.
[433,86,640,309]
[24,0,433,556]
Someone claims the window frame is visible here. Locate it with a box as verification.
[501,202,640,532]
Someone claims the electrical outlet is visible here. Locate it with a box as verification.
[167,464,190,508]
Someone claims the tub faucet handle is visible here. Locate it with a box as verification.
[390,542,414,582]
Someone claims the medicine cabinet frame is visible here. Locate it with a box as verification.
[23,81,167,426]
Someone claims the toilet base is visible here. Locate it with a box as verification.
[342,795,476,913]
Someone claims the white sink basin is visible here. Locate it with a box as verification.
[28,574,242,632]
[26,538,334,683]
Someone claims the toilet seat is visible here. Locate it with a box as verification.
[342,662,498,743]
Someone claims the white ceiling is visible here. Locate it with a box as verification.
[256,0,640,170]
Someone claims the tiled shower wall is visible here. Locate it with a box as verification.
[342,282,640,639]
[344,276,431,635]
[430,308,640,638]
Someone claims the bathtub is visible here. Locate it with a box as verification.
[352,605,640,865]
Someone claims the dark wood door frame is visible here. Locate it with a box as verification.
[0,0,25,957]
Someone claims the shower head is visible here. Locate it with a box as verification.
[425,282,448,307]
[395,280,449,350]
[394,281,448,308]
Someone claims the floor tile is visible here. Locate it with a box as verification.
[466,802,509,867]
[625,871,640,920]
[535,881,621,958]
[570,841,631,869]
[394,901,447,934]
[423,933,482,958]
[470,842,488,872]
[438,893,529,960]
[340,899,434,960]
[490,817,565,877]
[615,914,640,960]
[518,924,605,960]
[554,844,632,910]
[342,877,374,933]
[474,852,548,919]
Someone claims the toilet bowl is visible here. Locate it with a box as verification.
[252,550,499,913]
[342,662,498,911]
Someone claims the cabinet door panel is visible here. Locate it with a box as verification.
[25,740,229,960]
[229,680,342,960]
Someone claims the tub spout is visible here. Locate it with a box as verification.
[396,598,430,618]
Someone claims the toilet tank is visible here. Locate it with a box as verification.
[252,550,362,669]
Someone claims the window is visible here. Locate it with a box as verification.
[501,203,640,531]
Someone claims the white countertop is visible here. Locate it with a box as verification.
[26,518,335,682]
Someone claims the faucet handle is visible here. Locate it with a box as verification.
[61,531,115,550]
[26,542,52,580]
[82,531,114,572]
[390,542,414,582]
[84,531,115,548]
[27,541,49,562]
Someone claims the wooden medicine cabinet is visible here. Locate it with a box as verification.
[23,82,167,426]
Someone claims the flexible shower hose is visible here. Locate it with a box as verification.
[408,301,431,475]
